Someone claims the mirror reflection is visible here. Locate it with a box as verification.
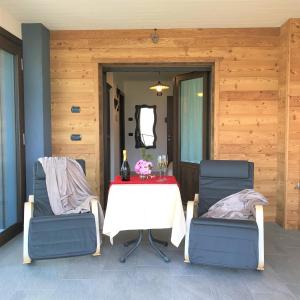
[135,105,157,148]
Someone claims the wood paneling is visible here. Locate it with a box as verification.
[289,19,300,229]
[50,27,280,220]
[277,19,300,229]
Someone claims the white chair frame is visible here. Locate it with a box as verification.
[184,193,265,271]
[23,195,101,264]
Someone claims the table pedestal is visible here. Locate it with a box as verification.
[119,230,170,263]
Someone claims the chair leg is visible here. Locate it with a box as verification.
[23,201,33,264]
[184,200,195,263]
[256,204,264,271]
[91,199,102,257]
[92,246,101,256]
[23,256,32,264]
[257,265,264,271]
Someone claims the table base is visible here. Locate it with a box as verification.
[119,230,170,263]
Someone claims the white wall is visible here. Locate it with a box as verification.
[124,80,172,169]
[0,6,21,38]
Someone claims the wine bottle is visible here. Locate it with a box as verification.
[120,150,130,181]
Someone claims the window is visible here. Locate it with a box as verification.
[0,27,25,246]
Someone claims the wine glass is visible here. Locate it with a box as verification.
[161,154,168,177]
[157,155,163,177]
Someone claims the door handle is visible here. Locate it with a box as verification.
[22,133,26,145]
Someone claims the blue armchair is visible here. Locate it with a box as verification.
[184,160,264,270]
[23,159,101,263]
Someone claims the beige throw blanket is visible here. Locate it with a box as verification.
[38,157,104,224]
[202,189,268,220]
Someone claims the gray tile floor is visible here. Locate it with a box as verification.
[0,222,300,300]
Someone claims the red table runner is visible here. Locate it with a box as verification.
[112,175,177,185]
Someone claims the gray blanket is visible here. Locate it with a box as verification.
[202,189,268,220]
[38,157,104,222]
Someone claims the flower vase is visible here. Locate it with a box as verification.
[139,174,150,180]
[135,159,152,180]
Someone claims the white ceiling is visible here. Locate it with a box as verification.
[113,72,179,82]
[0,0,300,30]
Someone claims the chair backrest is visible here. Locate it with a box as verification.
[198,160,254,216]
[33,159,86,217]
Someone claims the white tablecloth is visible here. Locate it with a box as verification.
[103,183,186,247]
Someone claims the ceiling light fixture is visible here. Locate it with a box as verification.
[149,81,170,96]
[149,71,170,96]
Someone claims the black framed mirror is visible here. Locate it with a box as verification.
[135,105,157,149]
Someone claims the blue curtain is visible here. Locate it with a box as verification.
[180,77,203,164]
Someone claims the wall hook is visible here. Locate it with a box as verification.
[151,28,159,44]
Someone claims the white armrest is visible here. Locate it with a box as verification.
[256,204,264,271]
[28,195,34,203]
[90,199,101,256]
[193,194,199,218]
[184,194,199,263]
[23,195,34,264]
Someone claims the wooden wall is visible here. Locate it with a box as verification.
[277,21,290,227]
[50,27,281,220]
[277,19,300,229]
[290,20,300,229]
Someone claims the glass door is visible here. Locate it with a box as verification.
[0,28,25,245]
[174,72,210,204]
[180,76,206,164]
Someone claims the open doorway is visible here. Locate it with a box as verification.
[101,66,212,207]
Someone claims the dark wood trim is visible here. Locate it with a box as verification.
[173,76,179,179]
[206,72,211,158]
[0,26,22,47]
[103,79,111,209]
[0,222,22,247]
[0,27,25,245]
[167,96,174,162]
[102,62,213,72]
[202,72,210,160]
[117,88,125,165]
[99,63,215,206]
[173,71,211,183]
[98,65,105,206]
[16,52,26,223]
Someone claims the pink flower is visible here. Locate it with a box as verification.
[135,160,152,175]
